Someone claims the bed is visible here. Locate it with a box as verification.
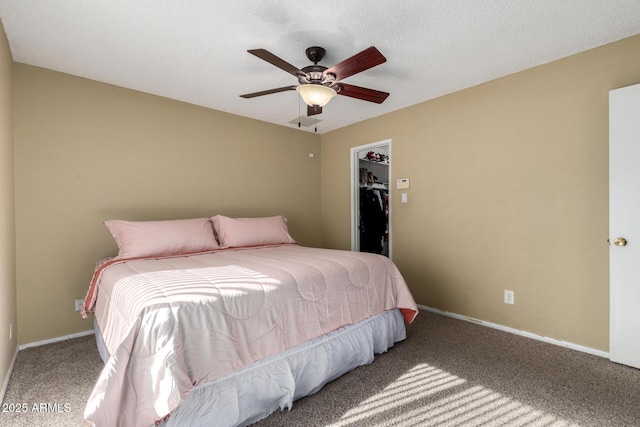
[81,216,418,427]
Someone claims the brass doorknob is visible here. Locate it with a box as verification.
[614,237,628,247]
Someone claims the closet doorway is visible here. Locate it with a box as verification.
[350,139,391,258]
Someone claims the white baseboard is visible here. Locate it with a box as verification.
[18,329,94,351]
[0,345,19,404]
[418,305,609,359]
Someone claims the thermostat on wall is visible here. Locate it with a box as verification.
[396,178,410,189]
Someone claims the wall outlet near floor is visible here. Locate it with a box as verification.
[504,290,515,305]
[74,299,84,312]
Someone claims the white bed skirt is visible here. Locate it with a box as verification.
[94,308,406,427]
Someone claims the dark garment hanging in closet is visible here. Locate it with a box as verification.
[360,187,387,254]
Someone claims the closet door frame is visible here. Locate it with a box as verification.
[350,139,392,258]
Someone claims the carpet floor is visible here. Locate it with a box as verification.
[1,310,639,426]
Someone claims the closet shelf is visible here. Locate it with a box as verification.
[360,183,388,189]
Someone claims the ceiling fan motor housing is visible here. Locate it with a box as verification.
[299,47,337,87]
[298,65,335,86]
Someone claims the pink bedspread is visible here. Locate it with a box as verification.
[84,245,417,427]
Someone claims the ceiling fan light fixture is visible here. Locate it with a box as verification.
[296,84,337,107]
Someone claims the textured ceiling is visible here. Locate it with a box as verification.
[1,1,640,133]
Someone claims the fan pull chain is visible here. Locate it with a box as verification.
[298,96,301,128]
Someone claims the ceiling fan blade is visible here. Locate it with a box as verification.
[335,83,389,104]
[240,85,297,98]
[248,49,304,77]
[307,105,323,116]
[324,46,386,81]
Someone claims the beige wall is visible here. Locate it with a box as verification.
[321,34,640,352]
[13,64,321,345]
[0,18,17,395]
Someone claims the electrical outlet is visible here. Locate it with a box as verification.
[75,299,84,312]
[504,290,515,305]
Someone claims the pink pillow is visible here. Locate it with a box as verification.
[210,215,297,248]
[104,218,219,259]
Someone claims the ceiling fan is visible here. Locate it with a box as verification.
[240,46,389,116]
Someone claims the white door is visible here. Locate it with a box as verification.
[609,83,640,369]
